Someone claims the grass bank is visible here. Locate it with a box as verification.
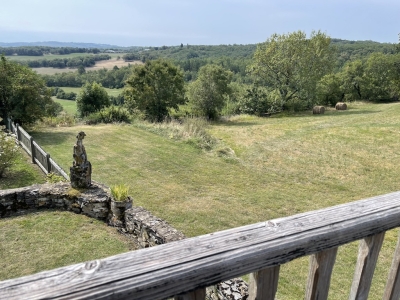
[28,102,400,299]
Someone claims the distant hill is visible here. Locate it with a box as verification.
[0,41,127,49]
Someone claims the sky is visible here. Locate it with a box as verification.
[0,0,398,47]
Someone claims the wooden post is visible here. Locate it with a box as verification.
[175,288,206,300]
[30,137,35,164]
[305,247,338,300]
[15,123,21,142]
[349,232,385,300]
[383,230,400,300]
[46,153,51,173]
[248,265,280,300]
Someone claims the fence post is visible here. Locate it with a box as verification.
[15,123,21,143]
[30,137,35,164]
[46,153,51,173]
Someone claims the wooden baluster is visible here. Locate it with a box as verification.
[349,232,385,300]
[175,288,206,300]
[383,230,400,300]
[305,247,338,300]
[248,265,280,300]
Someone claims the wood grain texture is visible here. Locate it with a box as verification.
[2,191,400,300]
[305,247,338,300]
[349,232,385,300]
[383,230,400,300]
[248,265,280,300]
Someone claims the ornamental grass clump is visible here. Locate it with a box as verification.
[110,184,130,201]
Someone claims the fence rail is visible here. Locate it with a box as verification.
[1,191,400,299]
[5,118,69,180]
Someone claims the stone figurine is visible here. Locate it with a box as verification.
[70,131,92,188]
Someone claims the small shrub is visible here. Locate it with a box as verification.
[85,106,131,125]
[110,184,130,201]
[46,172,67,183]
[0,121,20,178]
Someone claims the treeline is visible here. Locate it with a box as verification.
[0,46,101,56]
[42,65,133,88]
[20,54,111,68]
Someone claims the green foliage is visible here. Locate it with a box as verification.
[0,55,58,125]
[251,30,336,110]
[316,74,344,106]
[85,105,130,125]
[0,120,19,178]
[46,172,67,183]
[40,111,75,127]
[124,59,186,122]
[110,184,130,201]
[238,85,283,116]
[76,82,110,117]
[188,64,233,120]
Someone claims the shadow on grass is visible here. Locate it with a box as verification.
[0,168,44,190]
[29,130,73,146]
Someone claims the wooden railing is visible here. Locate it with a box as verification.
[5,118,69,180]
[2,191,400,299]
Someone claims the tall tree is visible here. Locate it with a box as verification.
[76,82,110,117]
[188,64,232,120]
[0,56,55,125]
[124,59,186,122]
[250,30,336,110]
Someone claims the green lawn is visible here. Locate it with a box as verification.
[0,210,134,281]
[28,101,400,299]
[0,149,46,189]
[56,86,122,97]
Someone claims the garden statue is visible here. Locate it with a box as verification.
[70,131,92,188]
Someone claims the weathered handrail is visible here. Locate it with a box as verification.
[2,191,400,299]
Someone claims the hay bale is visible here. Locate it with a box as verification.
[335,102,347,110]
[313,106,325,114]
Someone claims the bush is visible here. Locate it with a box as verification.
[238,86,283,115]
[0,121,19,178]
[85,106,131,125]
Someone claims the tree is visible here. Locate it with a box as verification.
[188,64,232,120]
[250,30,336,110]
[124,59,186,122]
[76,82,110,117]
[0,56,56,125]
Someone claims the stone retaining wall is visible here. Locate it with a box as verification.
[0,182,248,299]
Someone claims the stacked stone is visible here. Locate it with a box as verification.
[124,206,186,248]
[0,182,109,219]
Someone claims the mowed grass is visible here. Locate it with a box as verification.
[29,102,400,299]
[0,148,46,189]
[0,210,134,281]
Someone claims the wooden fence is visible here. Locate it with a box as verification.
[2,191,400,299]
[5,118,69,180]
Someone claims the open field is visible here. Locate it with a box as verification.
[27,101,400,299]
[54,86,123,97]
[32,58,142,75]
[5,52,123,62]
